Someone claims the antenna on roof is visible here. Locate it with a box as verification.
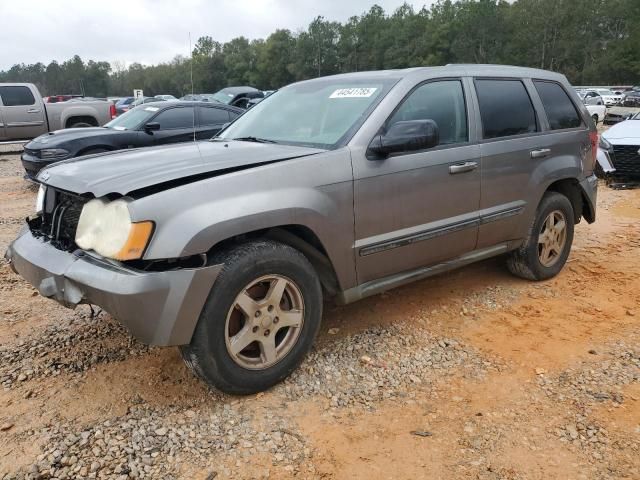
[189,32,196,142]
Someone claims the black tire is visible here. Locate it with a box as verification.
[506,192,575,281]
[592,114,599,125]
[180,240,323,395]
[68,121,93,128]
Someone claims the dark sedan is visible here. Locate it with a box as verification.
[210,86,264,108]
[21,101,243,179]
[622,90,640,107]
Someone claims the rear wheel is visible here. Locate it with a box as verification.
[181,240,323,394]
[507,192,574,281]
[592,114,599,125]
[68,121,93,128]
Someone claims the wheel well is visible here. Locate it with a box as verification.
[545,178,593,223]
[207,225,341,296]
[77,145,111,156]
[65,116,98,128]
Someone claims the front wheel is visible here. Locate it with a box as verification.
[181,240,323,394]
[506,192,574,281]
[592,114,599,125]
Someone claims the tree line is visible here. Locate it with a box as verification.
[1,0,638,98]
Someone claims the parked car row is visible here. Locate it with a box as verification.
[0,83,115,142]
[21,100,243,178]
[575,86,640,107]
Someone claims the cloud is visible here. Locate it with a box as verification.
[0,0,431,70]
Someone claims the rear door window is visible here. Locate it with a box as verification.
[475,79,538,139]
[153,107,195,129]
[0,86,36,106]
[534,81,583,130]
[199,107,230,126]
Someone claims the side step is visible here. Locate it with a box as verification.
[337,243,512,304]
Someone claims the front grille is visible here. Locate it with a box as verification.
[611,145,640,177]
[29,188,88,251]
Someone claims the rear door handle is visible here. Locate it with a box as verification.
[530,148,551,159]
[27,109,41,114]
[449,161,478,174]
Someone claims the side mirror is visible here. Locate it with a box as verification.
[368,120,439,159]
[144,122,160,133]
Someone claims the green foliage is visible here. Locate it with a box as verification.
[1,0,638,97]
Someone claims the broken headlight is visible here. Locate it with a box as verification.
[35,184,46,214]
[599,136,613,151]
[75,198,153,260]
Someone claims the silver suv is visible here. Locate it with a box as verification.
[6,65,598,394]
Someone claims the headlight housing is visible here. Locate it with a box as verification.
[39,148,70,160]
[599,136,613,151]
[75,198,153,260]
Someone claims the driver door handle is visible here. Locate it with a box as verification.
[27,109,41,114]
[449,161,478,174]
[530,148,551,159]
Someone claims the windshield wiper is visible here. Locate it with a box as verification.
[233,136,278,144]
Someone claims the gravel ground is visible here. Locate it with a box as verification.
[0,153,639,479]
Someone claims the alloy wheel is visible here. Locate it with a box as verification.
[537,210,567,267]
[224,274,304,370]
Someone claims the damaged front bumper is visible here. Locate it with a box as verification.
[5,229,221,346]
[596,148,616,174]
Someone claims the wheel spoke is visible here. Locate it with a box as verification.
[228,324,256,355]
[277,309,303,328]
[538,232,549,244]
[554,219,566,235]
[235,291,259,318]
[259,336,277,364]
[265,277,288,306]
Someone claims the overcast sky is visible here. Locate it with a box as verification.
[0,0,433,70]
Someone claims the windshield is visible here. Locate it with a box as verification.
[597,89,615,95]
[212,91,234,104]
[218,78,396,148]
[104,105,159,130]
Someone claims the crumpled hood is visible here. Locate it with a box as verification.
[37,140,325,197]
[602,120,640,143]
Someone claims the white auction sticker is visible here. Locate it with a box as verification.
[144,106,159,112]
[329,87,377,98]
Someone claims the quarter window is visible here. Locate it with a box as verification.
[388,80,468,145]
[199,107,230,126]
[534,81,582,130]
[0,86,36,106]
[153,107,195,129]
[475,79,537,139]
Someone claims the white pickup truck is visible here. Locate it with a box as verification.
[0,83,114,142]
[586,104,606,125]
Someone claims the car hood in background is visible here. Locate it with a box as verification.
[602,120,640,143]
[27,127,126,148]
[37,141,326,197]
